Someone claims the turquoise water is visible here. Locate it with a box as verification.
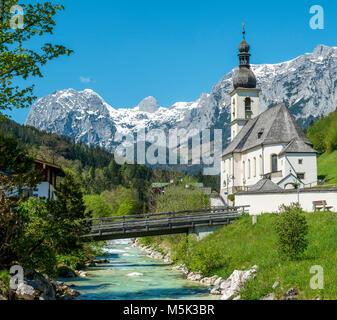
[60,240,219,300]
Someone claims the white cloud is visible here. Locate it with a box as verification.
[80,76,92,83]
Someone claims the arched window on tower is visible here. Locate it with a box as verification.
[245,97,252,111]
[232,99,236,118]
[245,97,252,119]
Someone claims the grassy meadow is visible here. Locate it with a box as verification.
[142,211,337,300]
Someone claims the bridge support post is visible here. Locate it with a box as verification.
[188,225,223,241]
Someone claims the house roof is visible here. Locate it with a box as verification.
[34,160,65,177]
[223,103,314,156]
[279,138,317,156]
[248,179,284,193]
[277,172,303,186]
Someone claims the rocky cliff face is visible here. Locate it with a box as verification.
[25,45,337,152]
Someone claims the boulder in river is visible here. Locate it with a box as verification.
[220,266,258,300]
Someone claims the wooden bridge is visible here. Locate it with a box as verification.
[83,206,249,241]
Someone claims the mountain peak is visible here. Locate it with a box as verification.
[313,44,337,57]
[136,96,160,113]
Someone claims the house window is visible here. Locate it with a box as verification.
[271,154,278,172]
[253,157,256,177]
[298,159,303,165]
[297,173,305,180]
[258,129,264,139]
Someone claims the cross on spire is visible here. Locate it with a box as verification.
[242,22,246,39]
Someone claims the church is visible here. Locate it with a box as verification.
[220,27,318,199]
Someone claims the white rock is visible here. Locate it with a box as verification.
[272,281,280,290]
[214,277,223,287]
[210,286,222,295]
[220,266,258,301]
[262,293,275,300]
[16,282,36,300]
[221,290,235,300]
[233,295,241,300]
[187,272,202,282]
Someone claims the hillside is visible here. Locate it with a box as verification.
[144,212,337,300]
[317,151,337,184]
[307,108,337,184]
[205,212,337,299]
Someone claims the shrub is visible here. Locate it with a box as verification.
[274,203,309,260]
[0,270,10,298]
[171,235,228,276]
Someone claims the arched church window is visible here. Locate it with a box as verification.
[248,159,251,179]
[242,161,245,179]
[271,154,278,172]
[253,157,256,177]
[259,155,263,175]
[245,97,252,111]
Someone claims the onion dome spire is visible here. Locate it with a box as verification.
[233,23,257,89]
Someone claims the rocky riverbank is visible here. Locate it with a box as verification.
[131,239,258,300]
[0,258,111,300]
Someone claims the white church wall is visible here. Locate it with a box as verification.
[236,190,337,215]
[241,147,264,187]
[262,144,285,175]
[284,153,318,187]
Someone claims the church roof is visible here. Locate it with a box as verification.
[223,103,315,156]
[248,179,284,193]
[279,138,317,156]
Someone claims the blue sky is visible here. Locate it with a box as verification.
[6,0,337,124]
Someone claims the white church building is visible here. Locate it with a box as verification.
[220,28,318,200]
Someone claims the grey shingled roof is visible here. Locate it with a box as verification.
[248,179,284,192]
[223,103,314,156]
[279,138,317,156]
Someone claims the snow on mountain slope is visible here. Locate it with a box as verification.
[25,45,337,152]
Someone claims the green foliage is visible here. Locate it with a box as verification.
[13,198,58,275]
[154,177,209,213]
[274,204,309,260]
[47,172,91,255]
[0,1,73,116]
[0,131,39,192]
[84,194,113,218]
[0,270,10,297]
[307,109,337,153]
[317,150,337,184]
[84,186,143,218]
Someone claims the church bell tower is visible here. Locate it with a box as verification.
[230,24,260,141]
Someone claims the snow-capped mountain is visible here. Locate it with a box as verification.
[25,45,337,152]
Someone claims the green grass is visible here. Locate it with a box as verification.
[194,212,337,300]
[317,151,337,184]
[148,212,337,300]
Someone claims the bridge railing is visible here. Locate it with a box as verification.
[87,205,250,226]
